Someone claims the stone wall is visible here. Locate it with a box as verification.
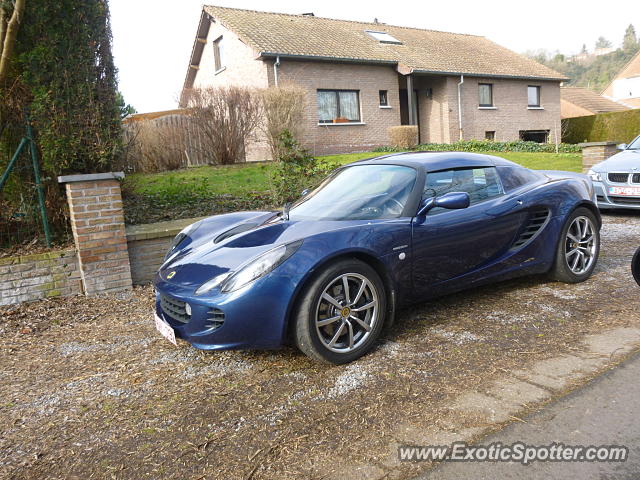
[125,217,204,285]
[0,249,82,306]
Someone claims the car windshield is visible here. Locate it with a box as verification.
[627,136,640,150]
[288,164,417,221]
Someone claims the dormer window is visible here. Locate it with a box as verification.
[365,30,402,44]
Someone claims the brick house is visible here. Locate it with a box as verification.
[180,6,567,159]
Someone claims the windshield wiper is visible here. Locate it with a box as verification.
[281,202,292,221]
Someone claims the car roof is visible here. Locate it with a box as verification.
[351,151,519,172]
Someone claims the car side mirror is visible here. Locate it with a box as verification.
[617,143,627,150]
[301,188,309,197]
[417,192,471,216]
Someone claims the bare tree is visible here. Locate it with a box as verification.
[185,86,262,165]
[260,84,306,160]
[0,0,26,86]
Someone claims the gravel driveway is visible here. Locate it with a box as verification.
[2,212,640,480]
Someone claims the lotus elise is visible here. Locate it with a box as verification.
[153,152,601,364]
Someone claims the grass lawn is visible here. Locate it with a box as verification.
[123,151,581,224]
[127,151,580,197]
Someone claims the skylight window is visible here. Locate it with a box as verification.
[365,30,402,45]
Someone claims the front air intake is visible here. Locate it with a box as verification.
[510,208,550,251]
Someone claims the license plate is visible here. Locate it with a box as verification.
[609,186,640,196]
[154,313,177,346]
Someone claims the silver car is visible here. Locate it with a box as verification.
[589,135,640,210]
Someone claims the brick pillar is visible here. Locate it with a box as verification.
[58,172,132,295]
[579,141,620,173]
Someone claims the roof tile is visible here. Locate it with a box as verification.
[204,5,567,80]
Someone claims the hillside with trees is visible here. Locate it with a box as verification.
[525,24,639,92]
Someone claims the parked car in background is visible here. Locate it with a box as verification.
[153,152,601,364]
[588,135,640,210]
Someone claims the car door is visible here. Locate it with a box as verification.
[411,166,528,296]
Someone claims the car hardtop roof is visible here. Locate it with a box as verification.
[350,151,519,171]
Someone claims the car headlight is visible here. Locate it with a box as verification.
[587,169,602,182]
[195,240,303,295]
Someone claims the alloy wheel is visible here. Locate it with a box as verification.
[564,215,597,275]
[314,273,379,353]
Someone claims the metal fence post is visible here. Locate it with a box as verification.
[26,121,52,247]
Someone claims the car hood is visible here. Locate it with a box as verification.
[592,150,640,172]
[158,211,369,288]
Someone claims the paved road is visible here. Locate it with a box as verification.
[420,352,640,480]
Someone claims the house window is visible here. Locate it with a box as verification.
[379,90,388,107]
[520,130,549,143]
[365,30,402,44]
[485,131,495,141]
[213,36,224,72]
[528,86,541,107]
[317,90,361,123]
[479,83,493,107]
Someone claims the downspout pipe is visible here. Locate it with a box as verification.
[274,55,280,87]
[457,75,464,141]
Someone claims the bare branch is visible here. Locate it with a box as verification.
[0,7,7,58]
[0,0,26,86]
[185,86,262,165]
[260,84,306,160]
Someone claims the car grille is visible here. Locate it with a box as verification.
[608,196,640,205]
[633,174,640,184]
[205,308,225,331]
[160,293,190,324]
[608,173,629,183]
[510,208,550,250]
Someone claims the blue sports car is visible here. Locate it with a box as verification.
[153,152,601,364]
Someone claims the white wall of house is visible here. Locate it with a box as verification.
[193,19,269,90]
[611,77,640,102]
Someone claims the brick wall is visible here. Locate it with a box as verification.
[125,217,206,285]
[277,60,402,155]
[0,249,82,306]
[59,173,133,295]
[579,142,619,173]
[451,76,562,142]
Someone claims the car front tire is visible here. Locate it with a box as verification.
[294,259,387,364]
[550,207,600,283]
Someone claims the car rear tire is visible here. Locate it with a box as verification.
[550,207,600,283]
[293,259,386,364]
[632,246,640,286]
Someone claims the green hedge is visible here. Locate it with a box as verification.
[562,109,640,144]
[373,139,581,154]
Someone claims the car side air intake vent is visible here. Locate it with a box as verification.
[510,208,550,251]
[205,308,225,331]
[214,223,259,244]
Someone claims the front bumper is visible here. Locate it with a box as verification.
[153,271,298,350]
[594,181,640,210]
